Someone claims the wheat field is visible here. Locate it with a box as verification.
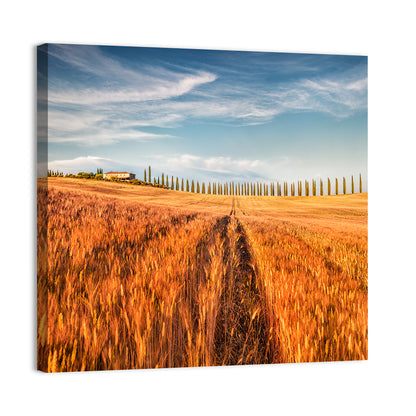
[37,178,367,372]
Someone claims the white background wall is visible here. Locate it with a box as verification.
[1,1,415,414]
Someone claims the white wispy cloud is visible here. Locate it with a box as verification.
[157,154,262,174]
[47,109,174,145]
[48,111,105,132]
[48,71,216,105]
[48,156,117,173]
[48,127,172,145]
[48,44,217,106]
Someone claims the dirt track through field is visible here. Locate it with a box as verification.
[196,198,273,365]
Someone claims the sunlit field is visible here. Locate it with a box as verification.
[38,178,367,372]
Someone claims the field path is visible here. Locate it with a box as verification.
[210,200,272,365]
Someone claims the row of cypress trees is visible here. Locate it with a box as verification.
[142,166,363,196]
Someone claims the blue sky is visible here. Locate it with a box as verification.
[40,44,367,191]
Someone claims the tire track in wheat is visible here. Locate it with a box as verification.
[211,200,272,365]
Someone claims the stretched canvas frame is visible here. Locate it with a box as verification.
[37,44,368,372]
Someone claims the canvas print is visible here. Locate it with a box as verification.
[37,44,367,372]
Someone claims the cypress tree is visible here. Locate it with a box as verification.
[144,169,147,183]
[359,173,362,193]
[162,173,164,187]
[191,180,195,193]
[186,179,189,192]
[148,166,151,183]
[327,178,331,196]
[208,183,211,194]
[351,175,354,194]
[181,178,184,192]
[343,177,346,194]
[176,177,179,191]
[320,179,323,196]
[335,178,339,195]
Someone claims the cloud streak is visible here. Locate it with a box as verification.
[48,155,119,173]
[161,154,262,174]
[48,44,217,106]
[48,72,217,106]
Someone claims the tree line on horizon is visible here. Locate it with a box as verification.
[47,166,364,196]
[142,166,364,196]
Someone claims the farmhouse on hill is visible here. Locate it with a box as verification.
[103,171,136,181]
